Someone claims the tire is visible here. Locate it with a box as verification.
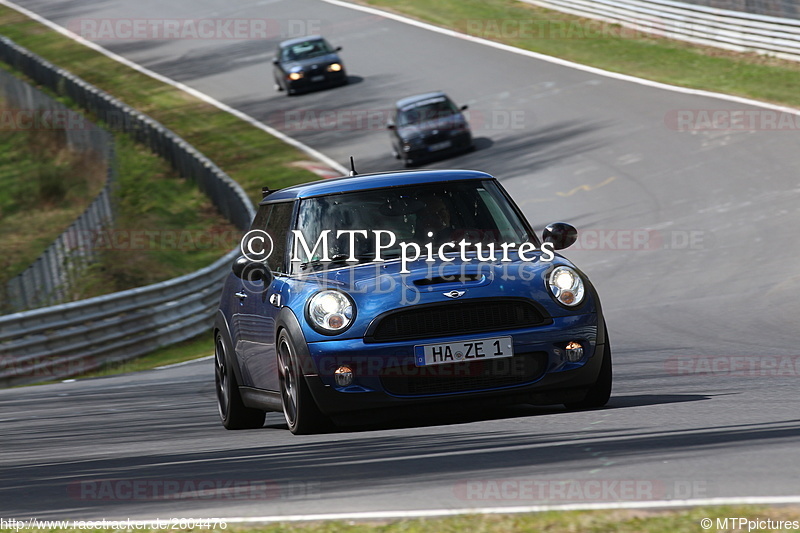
[564,325,612,410]
[277,329,331,435]
[215,331,266,430]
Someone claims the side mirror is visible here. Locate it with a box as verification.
[272,58,279,65]
[232,256,274,286]
[386,121,396,130]
[542,222,578,251]
[335,46,342,51]
[460,104,469,111]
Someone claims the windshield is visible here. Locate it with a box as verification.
[291,180,532,272]
[280,39,334,61]
[397,97,459,126]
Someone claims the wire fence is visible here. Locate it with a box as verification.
[0,35,255,388]
[0,67,116,311]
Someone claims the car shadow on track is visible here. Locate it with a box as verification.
[263,393,711,434]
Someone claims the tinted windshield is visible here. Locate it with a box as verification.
[397,97,459,126]
[280,39,334,61]
[292,180,532,271]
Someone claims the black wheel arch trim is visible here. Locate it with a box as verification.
[276,307,318,376]
[213,310,249,388]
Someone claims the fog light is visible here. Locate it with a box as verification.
[565,341,584,362]
[334,365,354,386]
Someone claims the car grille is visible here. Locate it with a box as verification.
[379,351,548,396]
[367,299,551,343]
[423,131,449,145]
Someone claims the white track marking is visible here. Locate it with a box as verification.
[109,496,800,523]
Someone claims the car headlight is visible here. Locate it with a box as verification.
[307,290,355,334]
[327,63,342,72]
[401,137,424,150]
[548,266,585,307]
[288,71,304,81]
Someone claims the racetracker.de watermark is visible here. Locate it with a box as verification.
[60,229,243,251]
[665,355,800,377]
[457,18,678,40]
[67,479,320,501]
[0,355,93,381]
[453,478,709,501]
[65,18,322,40]
[665,109,800,132]
[268,108,531,132]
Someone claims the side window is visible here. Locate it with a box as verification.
[249,201,295,273]
[249,205,271,233]
[264,202,294,273]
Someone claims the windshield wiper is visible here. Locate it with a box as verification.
[300,254,376,271]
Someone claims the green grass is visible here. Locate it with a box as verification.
[13,505,800,532]
[0,95,107,288]
[361,0,800,107]
[0,7,320,204]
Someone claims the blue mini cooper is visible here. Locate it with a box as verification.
[214,169,611,434]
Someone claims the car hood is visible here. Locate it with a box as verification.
[396,114,469,138]
[281,52,341,71]
[288,254,597,342]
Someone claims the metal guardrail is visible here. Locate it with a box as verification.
[524,0,800,61]
[679,0,799,21]
[0,35,255,388]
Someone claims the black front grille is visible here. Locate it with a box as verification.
[423,131,448,145]
[368,299,550,342]
[380,352,548,396]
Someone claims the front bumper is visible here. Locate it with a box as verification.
[286,70,348,93]
[303,313,602,415]
[404,131,473,163]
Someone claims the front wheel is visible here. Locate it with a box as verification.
[215,331,266,429]
[564,326,612,410]
[277,329,331,435]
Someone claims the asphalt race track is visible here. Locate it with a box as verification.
[3,0,800,520]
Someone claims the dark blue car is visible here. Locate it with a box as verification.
[272,35,348,95]
[387,92,473,167]
[215,169,611,434]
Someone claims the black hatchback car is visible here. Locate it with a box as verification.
[272,35,348,95]
[388,92,473,167]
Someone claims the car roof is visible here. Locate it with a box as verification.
[395,91,449,110]
[261,169,494,204]
[278,35,326,48]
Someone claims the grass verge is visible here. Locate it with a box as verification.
[74,332,214,379]
[17,505,800,532]
[0,95,106,287]
[0,3,323,298]
[0,6,320,204]
[360,0,800,108]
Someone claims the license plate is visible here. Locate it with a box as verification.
[311,75,325,82]
[414,336,513,367]
[428,140,452,152]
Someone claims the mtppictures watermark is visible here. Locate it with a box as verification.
[268,229,557,273]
